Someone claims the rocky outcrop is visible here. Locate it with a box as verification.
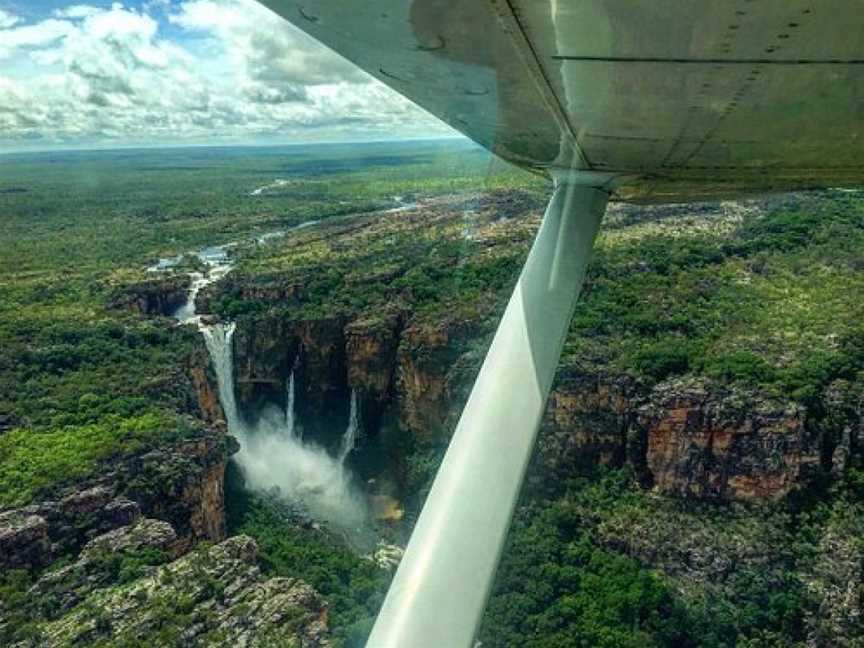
[540,374,822,501]
[109,277,189,316]
[394,318,486,441]
[538,370,642,473]
[0,487,140,571]
[19,531,329,648]
[28,518,177,612]
[0,431,235,570]
[0,513,51,571]
[197,275,303,314]
[639,379,819,501]
[122,433,236,553]
[189,344,225,425]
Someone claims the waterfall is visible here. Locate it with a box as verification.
[166,241,370,542]
[284,370,296,437]
[200,320,368,535]
[200,322,240,431]
[173,272,206,323]
[338,389,360,464]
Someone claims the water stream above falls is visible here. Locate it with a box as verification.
[161,235,374,546]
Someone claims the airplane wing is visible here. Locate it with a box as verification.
[261,0,864,201]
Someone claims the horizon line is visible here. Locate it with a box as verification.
[0,134,472,157]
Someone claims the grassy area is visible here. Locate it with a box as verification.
[0,412,199,508]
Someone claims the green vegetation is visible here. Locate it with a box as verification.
[0,412,199,507]
[482,478,693,647]
[482,466,864,647]
[211,188,544,328]
[571,195,864,404]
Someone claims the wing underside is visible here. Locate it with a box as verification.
[262,0,864,201]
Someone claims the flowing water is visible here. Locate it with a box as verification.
[338,389,360,464]
[164,237,372,543]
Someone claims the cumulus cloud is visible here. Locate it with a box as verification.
[0,0,453,150]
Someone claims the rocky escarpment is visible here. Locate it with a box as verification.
[539,373,826,501]
[196,190,863,506]
[230,308,481,443]
[345,313,404,433]
[226,308,852,503]
[229,310,486,448]
[640,380,819,500]
[108,276,190,316]
[189,343,226,426]
[0,430,237,570]
[10,521,329,648]
[231,314,348,443]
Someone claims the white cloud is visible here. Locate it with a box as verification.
[0,0,454,150]
[53,5,102,19]
[0,19,74,59]
[170,0,367,87]
[0,9,19,29]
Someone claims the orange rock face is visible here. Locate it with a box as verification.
[181,439,228,551]
[396,323,451,441]
[345,314,403,432]
[189,360,223,425]
[540,373,821,502]
[639,380,820,501]
[213,302,830,504]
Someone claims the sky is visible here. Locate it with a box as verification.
[0,0,458,151]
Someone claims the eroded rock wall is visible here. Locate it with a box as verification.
[539,373,825,501]
[226,304,848,504]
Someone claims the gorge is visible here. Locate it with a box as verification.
[165,233,376,547]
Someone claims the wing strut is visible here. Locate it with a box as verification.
[367,179,608,647]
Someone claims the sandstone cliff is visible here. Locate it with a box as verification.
[108,276,189,316]
[539,372,825,501]
[223,306,851,503]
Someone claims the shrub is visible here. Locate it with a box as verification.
[634,341,692,381]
